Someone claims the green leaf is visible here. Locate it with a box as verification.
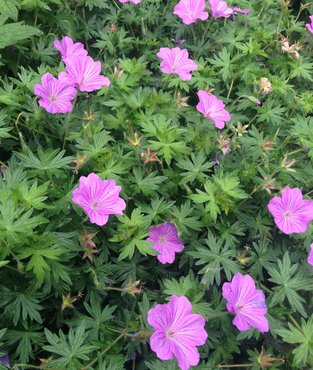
[0,200,47,246]
[0,22,41,49]
[209,47,235,81]
[0,288,43,325]
[0,0,19,21]
[268,252,311,317]
[15,147,73,178]
[19,181,49,209]
[276,316,313,367]
[176,151,213,185]
[189,231,240,286]
[43,321,97,369]
[18,234,65,282]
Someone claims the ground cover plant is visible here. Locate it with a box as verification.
[0,0,313,369]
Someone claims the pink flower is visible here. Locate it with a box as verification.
[209,0,233,18]
[119,0,141,3]
[308,244,313,266]
[209,0,249,18]
[147,222,184,264]
[232,6,250,15]
[156,47,198,81]
[196,90,231,129]
[60,56,110,92]
[72,173,126,226]
[147,295,208,370]
[306,15,313,34]
[34,72,77,114]
[173,0,209,25]
[222,273,269,333]
[54,36,87,62]
[268,187,313,235]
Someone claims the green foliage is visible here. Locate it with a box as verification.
[268,252,311,317]
[0,22,41,48]
[0,0,312,369]
[189,231,240,286]
[43,321,98,369]
[276,316,313,368]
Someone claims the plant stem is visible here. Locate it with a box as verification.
[82,332,125,369]
[227,79,234,99]
[288,315,302,331]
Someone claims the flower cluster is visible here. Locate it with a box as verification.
[173,0,249,24]
[156,50,231,129]
[27,2,313,369]
[34,36,110,114]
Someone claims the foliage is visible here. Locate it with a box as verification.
[0,0,313,369]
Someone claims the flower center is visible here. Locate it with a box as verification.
[283,211,291,218]
[91,202,99,211]
[166,330,175,339]
[159,236,167,245]
[235,303,243,312]
[49,95,57,102]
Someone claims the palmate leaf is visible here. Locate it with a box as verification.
[69,295,116,340]
[112,208,155,260]
[176,151,213,185]
[171,201,203,234]
[209,47,237,81]
[75,130,113,158]
[0,200,47,247]
[130,167,167,196]
[18,232,66,282]
[257,101,287,125]
[0,0,19,21]
[19,181,49,210]
[15,147,73,178]
[5,325,44,363]
[43,321,98,369]
[190,172,247,221]
[268,252,311,317]
[276,316,313,367]
[0,22,41,49]
[189,231,240,286]
[118,231,156,261]
[0,287,43,325]
[162,273,210,317]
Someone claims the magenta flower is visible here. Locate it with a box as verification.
[196,90,231,129]
[306,15,313,34]
[232,6,250,15]
[268,187,313,235]
[173,0,209,25]
[222,273,269,333]
[119,0,141,3]
[147,222,184,264]
[156,47,198,81]
[308,244,313,266]
[34,72,77,114]
[209,0,233,18]
[147,295,208,370]
[60,56,110,92]
[72,173,126,226]
[209,0,249,18]
[54,36,87,62]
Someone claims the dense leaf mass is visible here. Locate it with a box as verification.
[0,0,312,369]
